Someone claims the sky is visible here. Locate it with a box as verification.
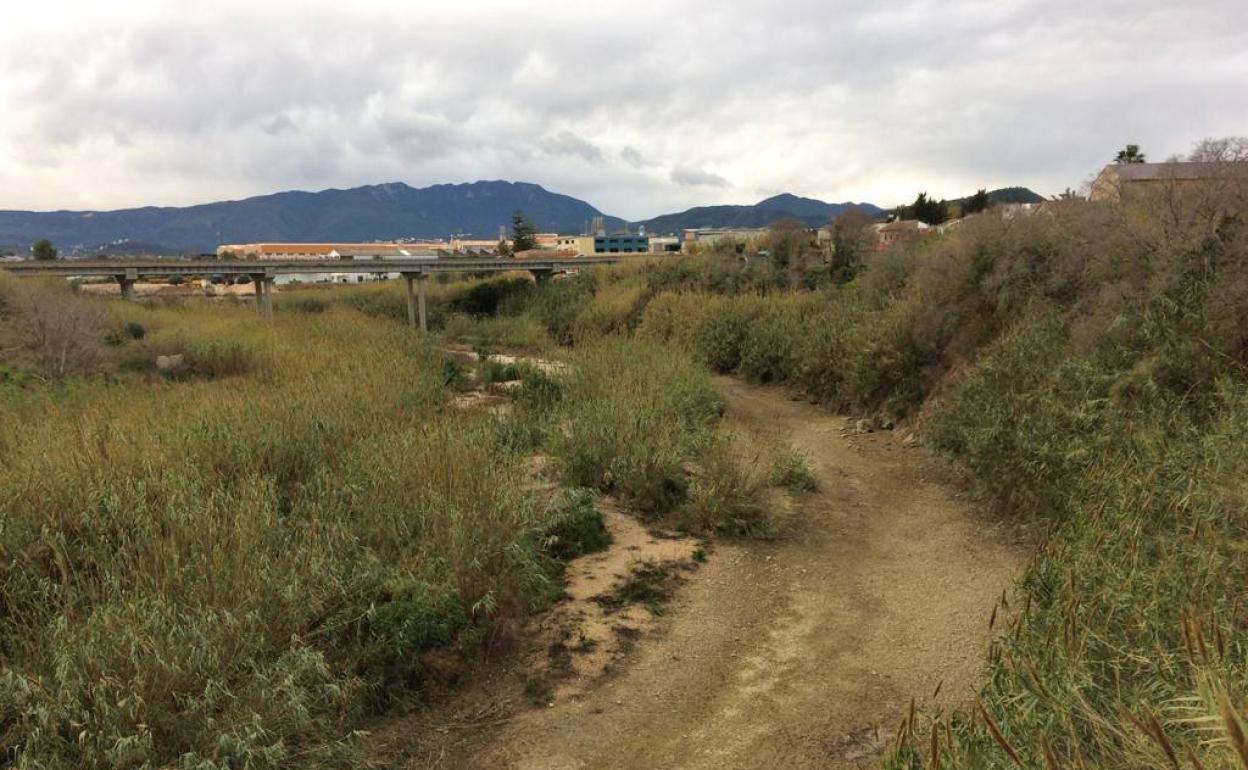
[1,0,1246,220]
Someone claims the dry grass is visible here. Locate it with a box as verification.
[0,282,759,769]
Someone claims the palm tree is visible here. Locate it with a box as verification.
[1114,144,1147,164]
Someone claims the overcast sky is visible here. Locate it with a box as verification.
[1,0,1245,219]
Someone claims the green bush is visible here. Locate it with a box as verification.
[282,294,330,314]
[357,578,468,700]
[539,488,611,561]
[552,338,723,514]
[691,295,758,373]
[504,274,596,345]
[183,338,266,379]
[448,276,533,316]
[767,444,818,493]
[681,438,769,536]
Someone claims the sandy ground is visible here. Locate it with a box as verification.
[78,281,261,297]
[371,377,1022,770]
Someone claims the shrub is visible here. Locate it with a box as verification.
[767,444,818,493]
[441,313,550,350]
[539,488,611,561]
[448,276,533,316]
[183,337,266,379]
[574,282,646,339]
[737,295,807,384]
[515,367,563,408]
[0,278,106,381]
[441,357,467,389]
[356,578,468,700]
[478,358,525,384]
[680,438,769,536]
[506,274,596,345]
[282,295,330,314]
[691,295,758,373]
[552,338,723,514]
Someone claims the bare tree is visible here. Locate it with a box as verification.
[764,218,810,270]
[830,207,878,274]
[1183,136,1248,163]
[0,280,106,381]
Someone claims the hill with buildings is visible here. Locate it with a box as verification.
[633,195,886,234]
[0,182,1046,255]
[0,181,626,254]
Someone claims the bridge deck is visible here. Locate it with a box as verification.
[1,256,624,278]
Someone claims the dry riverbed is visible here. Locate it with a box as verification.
[371,377,1022,769]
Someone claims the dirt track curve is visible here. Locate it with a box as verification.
[376,378,1021,770]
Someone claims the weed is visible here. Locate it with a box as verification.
[540,488,611,561]
[679,436,773,537]
[522,673,555,707]
[767,444,818,493]
[596,562,679,616]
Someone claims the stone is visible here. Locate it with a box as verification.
[855,419,873,434]
[155,354,184,373]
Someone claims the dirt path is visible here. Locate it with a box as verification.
[379,378,1021,769]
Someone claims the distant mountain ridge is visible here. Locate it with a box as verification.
[633,195,886,233]
[0,181,626,254]
[0,181,1044,255]
[983,186,1045,205]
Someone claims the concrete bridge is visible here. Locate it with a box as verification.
[2,256,624,331]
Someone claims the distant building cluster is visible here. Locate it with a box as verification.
[206,161,1246,267]
[222,228,685,262]
[217,233,570,261]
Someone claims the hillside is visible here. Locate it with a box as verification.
[984,185,1045,204]
[0,181,626,254]
[634,195,884,233]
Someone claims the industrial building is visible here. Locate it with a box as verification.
[216,242,447,260]
[593,235,649,253]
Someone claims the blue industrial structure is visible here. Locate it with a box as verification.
[593,235,649,253]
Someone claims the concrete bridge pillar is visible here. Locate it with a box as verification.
[530,268,553,285]
[251,274,266,317]
[251,273,275,322]
[262,276,275,323]
[403,272,428,332]
[118,268,138,300]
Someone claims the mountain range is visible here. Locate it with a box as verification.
[633,194,885,233]
[0,181,1041,255]
[0,181,625,255]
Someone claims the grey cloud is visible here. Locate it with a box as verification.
[262,115,296,135]
[620,146,657,168]
[1,0,1246,218]
[539,131,604,163]
[671,166,729,188]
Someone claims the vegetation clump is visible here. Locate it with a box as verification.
[767,444,818,493]
[0,283,756,768]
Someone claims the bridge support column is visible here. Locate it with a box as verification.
[417,273,428,332]
[530,269,552,285]
[261,276,275,323]
[403,273,417,328]
[252,274,266,317]
[402,272,428,331]
[118,268,138,300]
